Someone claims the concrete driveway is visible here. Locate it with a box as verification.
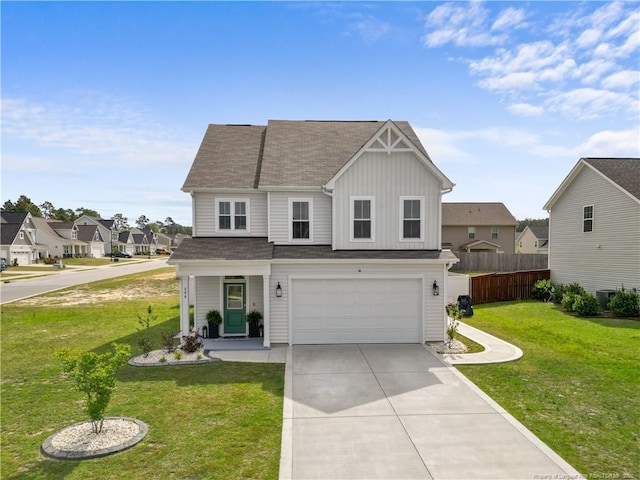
[280,344,580,480]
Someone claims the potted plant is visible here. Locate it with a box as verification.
[206,310,222,339]
[246,310,263,338]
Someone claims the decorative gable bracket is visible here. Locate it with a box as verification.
[366,124,413,154]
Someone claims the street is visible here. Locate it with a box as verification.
[0,259,171,304]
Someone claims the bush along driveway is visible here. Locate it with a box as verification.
[457,300,639,479]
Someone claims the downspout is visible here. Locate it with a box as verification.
[322,186,335,249]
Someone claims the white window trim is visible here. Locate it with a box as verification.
[583,205,594,233]
[350,196,375,243]
[399,196,424,242]
[468,226,476,240]
[215,198,251,233]
[491,226,499,240]
[288,197,313,243]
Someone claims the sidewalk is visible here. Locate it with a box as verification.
[439,320,524,365]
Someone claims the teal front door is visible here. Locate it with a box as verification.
[224,283,246,334]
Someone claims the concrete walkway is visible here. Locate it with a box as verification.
[439,320,524,365]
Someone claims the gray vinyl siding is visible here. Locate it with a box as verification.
[193,192,267,237]
[194,276,222,331]
[268,191,332,245]
[333,151,442,250]
[549,167,640,293]
[269,262,448,344]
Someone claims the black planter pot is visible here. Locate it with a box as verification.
[208,324,220,339]
[248,323,261,338]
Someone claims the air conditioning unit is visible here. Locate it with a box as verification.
[596,290,616,310]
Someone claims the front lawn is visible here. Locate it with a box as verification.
[1,269,285,479]
[458,301,639,478]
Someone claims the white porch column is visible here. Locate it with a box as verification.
[179,276,191,337]
[262,274,271,348]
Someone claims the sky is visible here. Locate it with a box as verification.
[2,1,639,227]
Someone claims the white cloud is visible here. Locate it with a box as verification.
[507,103,544,117]
[545,88,637,120]
[346,13,391,43]
[576,127,640,157]
[423,2,506,47]
[601,70,640,90]
[1,94,195,167]
[432,2,640,120]
[491,7,526,31]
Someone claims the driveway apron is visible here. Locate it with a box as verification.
[280,344,579,480]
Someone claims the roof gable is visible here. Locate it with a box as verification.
[442,203,517,226]
[324,120,453,191]
[544,158,640,210]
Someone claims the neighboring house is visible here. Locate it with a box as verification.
[544,157,640,294]
[75,216,120,256]
[132,231,150,255]
[77,224,106,258]
[48,222,88,257]
[169,119,458,346]
[0,211,38,265]
[441,202,518,253]
[30,217,70,259]
[118,231,136,255]
[516,226,549,254]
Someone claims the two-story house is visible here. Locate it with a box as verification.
[442,202,518,253]
[544,157,640,293]
[0,211,38,265]
[516,226,549,254]
[169,120,458,346]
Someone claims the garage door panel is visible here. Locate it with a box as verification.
[292,278,422,344]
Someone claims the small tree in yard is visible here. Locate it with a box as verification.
[136,304,158,357]
[55,343,131,434]
[445,302,463,347]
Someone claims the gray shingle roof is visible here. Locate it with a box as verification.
[182,120,430,190]
[169,237,274,261]
[169,237,458,262]
[528,226,548,240]
[583,158,640,200]
[442,203,518,226]
[183,124,266,190]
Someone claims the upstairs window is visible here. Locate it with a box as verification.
[468,227,476,240]
[491,226,499,240]
[400,197,424,241]
[351,197,374,241]
[290,199,312,241]
[216,199,249,232]
[71,230,78,240]
[583,205,593,233]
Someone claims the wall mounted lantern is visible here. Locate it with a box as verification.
[276,282,283,298]
[432,280,440,296]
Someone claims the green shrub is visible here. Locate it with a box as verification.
[532,279,553,301]
[608,288,640,317]
[553,282,585,304]
[561,293,578,311]
[573,293,601,316]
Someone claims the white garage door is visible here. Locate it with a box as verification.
[291,278,423,344]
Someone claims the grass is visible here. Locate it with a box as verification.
[1,269,284,480]
[457,300,639,478]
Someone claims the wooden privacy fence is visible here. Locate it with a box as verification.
[450,253,548,273]
[470,269,550,304]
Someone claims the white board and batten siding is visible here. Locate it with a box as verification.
[333,151,443,250]
[268,191,331,244]
[269,262,448,344]
[549,166,640,293]
[192,192,268,237]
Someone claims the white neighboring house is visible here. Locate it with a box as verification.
[543,157,640,294]
[169,119,459,346]
[516,226,549,254]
